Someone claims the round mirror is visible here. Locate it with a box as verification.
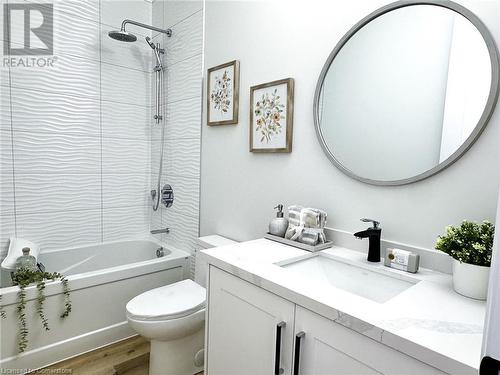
[314,1,499,185]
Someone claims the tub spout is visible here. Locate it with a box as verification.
[151,228,170,235]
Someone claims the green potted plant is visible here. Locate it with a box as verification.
[436,220,494,300]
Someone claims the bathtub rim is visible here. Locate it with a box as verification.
[0,237,190,306]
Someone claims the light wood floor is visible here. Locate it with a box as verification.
[36,336,204,375]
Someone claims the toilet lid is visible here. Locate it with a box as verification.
[126,279,206,321]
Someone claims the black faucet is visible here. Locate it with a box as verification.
[354,218,381,262]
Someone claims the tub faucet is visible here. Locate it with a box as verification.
[354,218,381,262]
[151,228,170,234]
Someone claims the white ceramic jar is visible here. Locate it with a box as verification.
[452,259,490,300]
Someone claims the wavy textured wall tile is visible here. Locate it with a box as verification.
[164,0,203,29]
[15,173,101,214]
[10,55,100,99]
[0,171,14,217]
[102,100,150,140]
[0,215,15,259]
[103,205,149,242]
[166,97,202,139]
[25,0,99,23]
[162,174,199,217]
[17,209,101,251]
[0,85,10,130]
[165,138,200,178]
[8,6,100,61]
[13,131,101,174]
[101,0,152,33]
[166,54,202,103]
[152,0,164,38]
[102,173,151,209]
[102,137,150,174]
[163,209,198,253]
[10,87,101,135]
[165,10,203,66]
[150,207,163,241]
[101,63,151,106]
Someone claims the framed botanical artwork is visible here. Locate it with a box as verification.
[207,60,240,126]
[250,78,294,153]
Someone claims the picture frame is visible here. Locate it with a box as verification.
[207,60,240,126]
[250,78,294,153]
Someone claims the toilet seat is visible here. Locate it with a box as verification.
[126,279,206,321]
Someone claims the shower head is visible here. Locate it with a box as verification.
[146,36,163,69]
[108,30,137,42]
[145,36,155,49]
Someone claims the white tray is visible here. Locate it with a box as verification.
[264,233,333,252]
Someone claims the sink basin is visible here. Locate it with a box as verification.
[279,254,418,303]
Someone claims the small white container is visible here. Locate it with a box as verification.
[452,259,490,300]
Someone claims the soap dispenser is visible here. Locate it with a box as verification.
[269,204,289,238]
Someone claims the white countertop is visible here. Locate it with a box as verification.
[200,239,486,375]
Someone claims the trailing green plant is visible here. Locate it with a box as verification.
[436,220,495,267]
[6,268,72,353]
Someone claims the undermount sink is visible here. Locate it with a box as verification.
[279,253,419,303]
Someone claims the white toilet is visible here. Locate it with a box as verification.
[126,235,236,375]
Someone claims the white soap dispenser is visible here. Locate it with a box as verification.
[269,204,289,238]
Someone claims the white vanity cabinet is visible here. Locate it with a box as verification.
[206,266,447,375]
[294,306,446,375]
[206,266,296,375]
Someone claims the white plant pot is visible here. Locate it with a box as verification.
[452,259,490,300]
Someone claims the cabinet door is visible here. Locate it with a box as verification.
[207,266,295,375]
[294,306,446,375]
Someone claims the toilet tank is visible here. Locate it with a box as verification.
[193,235,237,287]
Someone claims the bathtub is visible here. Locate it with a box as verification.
[0,238,190,371]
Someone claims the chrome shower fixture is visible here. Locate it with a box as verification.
[108,19,172,42]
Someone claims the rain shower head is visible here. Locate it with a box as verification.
[108,30,137,42]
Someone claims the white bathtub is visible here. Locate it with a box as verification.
[0,238,190,371]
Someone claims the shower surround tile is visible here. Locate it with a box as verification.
[9,55,100,99]
[101,0,152,34]
[164,0,202,29]
[162,174,199,218]
[102,173,151,208]
[103,205,150,242]
[166,54,202,103]
[101,63,151,106]
[23,0,100,22]
[166,97,202,139]
[10,87,101,136]
[102,137,150,174]
[162,209,198,253]
[165,137,201,178]
[0,216,15,259]
[165,9,203,66]
[13,131,101,174]
[16,209,101,251]
[102,101,151,140]
[15,174,101,214]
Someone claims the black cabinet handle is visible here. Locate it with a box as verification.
[293,331,305,375]
[274,321,285,375]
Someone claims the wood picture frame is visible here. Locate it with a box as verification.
[250,78,294,153]
[207,60,240,126]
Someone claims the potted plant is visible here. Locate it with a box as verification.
[436,220,494,300]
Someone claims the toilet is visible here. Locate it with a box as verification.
[126,235,236,375]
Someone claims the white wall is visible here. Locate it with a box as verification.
[200,0,500,252]
[0,0,154,258]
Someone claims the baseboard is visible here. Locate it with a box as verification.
[1,321,136,372]
[324,227,452,274]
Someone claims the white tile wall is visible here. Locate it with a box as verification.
[1,0,203,257]
[150,0,203,255]
[0,0,156,256]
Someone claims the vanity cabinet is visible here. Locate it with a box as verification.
[206,266,446,375]
[206,266,295,375]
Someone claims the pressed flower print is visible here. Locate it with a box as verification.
[207,61,239,125]
[210,69,232,114]
[254,89,285,143]
[250,78,294,153]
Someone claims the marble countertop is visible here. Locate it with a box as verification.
[200,239,486,375]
